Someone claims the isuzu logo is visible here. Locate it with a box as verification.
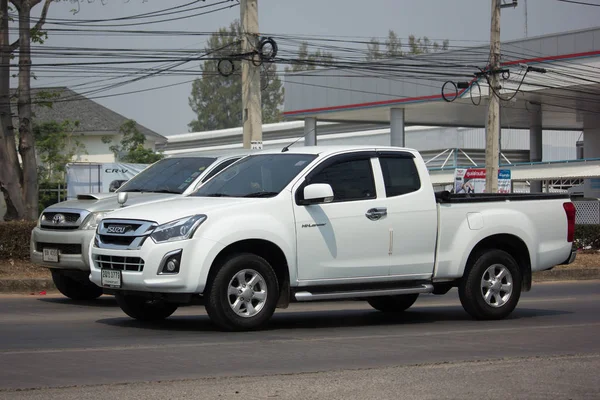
[52,214,65,224]
[106,225,131,234]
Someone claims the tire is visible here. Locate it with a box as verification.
[205,253,279,331]
[51,270,103,301]
[367,294,419,313]
[115,294,178,321]
[459,249,522,320]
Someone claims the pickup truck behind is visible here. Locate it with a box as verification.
[88,145,576,331]
[31,151,248,300]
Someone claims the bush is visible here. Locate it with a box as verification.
[0,221,37,260]
[574,224,600,250]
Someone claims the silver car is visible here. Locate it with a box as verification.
[30,151,249,300]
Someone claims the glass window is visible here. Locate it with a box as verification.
[379,156,421,197]
[200,157,241,183]
[118,157,217,194]
[308,158,376,202]
[192,154,317,198]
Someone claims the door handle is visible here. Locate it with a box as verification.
[365,207,387,221]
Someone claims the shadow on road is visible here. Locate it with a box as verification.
[95,305,571,333]
[37,296,118,308]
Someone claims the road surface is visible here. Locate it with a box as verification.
[0,281,599,399]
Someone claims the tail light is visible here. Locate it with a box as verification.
[563,202,576,243]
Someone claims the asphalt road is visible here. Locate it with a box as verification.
[0,281,599,399]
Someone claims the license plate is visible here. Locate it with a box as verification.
[101,269,122,288]
[42,248,59,263]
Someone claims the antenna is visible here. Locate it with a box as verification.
[281,126,318,152]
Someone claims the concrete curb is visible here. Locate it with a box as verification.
[0,268,599,294]
[532,268,600,282]
[0,278,56,294]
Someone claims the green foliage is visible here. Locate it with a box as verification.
[574,225,600,250]
[366,30,450,60]
[188,19,284,132]
[105,119,164,164]
[33,120,87,182]
[284,42,334,72]
[0,221,37,260]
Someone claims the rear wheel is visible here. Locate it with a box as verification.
[459,249,522,320]
[51,270,103,301]
[367,294,419,312]
[115,294,178,321]
[205,253,279,331]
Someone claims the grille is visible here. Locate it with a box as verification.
[98,235,137,247]
[42,212,80,223]
[95,255,145,272]
[36,242,82,255]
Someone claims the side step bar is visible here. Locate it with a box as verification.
[294,284,434,302]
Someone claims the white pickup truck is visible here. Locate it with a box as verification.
[31,151,247,300]
[89,145,576,331]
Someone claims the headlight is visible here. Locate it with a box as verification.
[151,214,206,244]
[80,211,111,230]
[37,213,44,228]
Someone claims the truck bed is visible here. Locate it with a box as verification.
[435,191,571,204]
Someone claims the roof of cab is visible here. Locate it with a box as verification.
[250,145,418,156]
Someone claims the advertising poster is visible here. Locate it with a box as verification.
[100,163,148,193]
[454,168,511,194]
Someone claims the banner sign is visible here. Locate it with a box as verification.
[100,163,148,193]
[66,162,148,199]
[454,168,512,194]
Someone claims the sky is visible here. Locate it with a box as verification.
[16,0,600,137]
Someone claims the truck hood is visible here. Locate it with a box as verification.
[44,192,180,213]
[101,197,260,225]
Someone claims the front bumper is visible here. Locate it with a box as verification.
[30,227,95,271]
[89,236,225,294]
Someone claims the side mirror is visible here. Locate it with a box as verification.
[117,192,128,207]
[302,183,334,205]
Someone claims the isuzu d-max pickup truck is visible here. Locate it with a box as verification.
[88,145,576,331]
[31,151,248,300]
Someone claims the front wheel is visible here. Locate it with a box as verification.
[205,253,279,331]
[459,249,522,320]
[115,294,178,321]
[51,270,103,301]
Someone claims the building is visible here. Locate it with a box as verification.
[19,87,167,163]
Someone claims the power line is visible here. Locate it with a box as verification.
[556,0,600,6]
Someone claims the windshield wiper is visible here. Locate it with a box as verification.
[204,193,232,197]
[243,191,279,198]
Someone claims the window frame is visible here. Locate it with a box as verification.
[295,151,379,205]
[377,151,422,198]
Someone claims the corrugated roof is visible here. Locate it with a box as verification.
[11,87,166,142]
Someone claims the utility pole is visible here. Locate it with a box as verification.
[240,0,262,150]
[485,0,517,193]
[485,0,502,193]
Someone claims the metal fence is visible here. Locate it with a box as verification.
[574,201,600,225]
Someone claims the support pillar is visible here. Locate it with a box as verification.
[304,117,317,146]
[529,102,543,193]
[583,113,600,198]
[390,108,405,147]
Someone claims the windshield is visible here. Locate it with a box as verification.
[192,153,317,198]
[118,157,217,194]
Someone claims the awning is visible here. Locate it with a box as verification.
[428,159,600,185]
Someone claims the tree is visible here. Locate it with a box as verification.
[33,119,86,182]
[103,119,164,164]
[188,19,284,132]
[0,0,145,221]
[284,41,334,72]
[366,30,450,60]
